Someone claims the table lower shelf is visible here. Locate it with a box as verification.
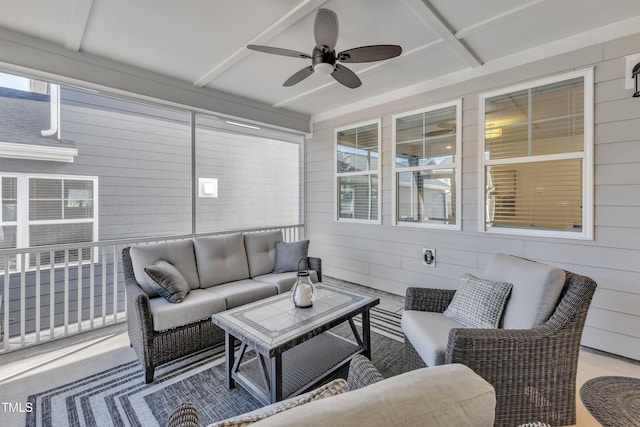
[233,331,360,405]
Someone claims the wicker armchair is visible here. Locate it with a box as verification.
[404,270,597,427]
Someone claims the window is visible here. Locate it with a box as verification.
[0,174,97,270]
[479,69,593,239]
[335,120,381,223]
[392,100,462,229]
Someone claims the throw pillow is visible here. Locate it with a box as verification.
[208,378,348,427]
[144,259,190,303]
[274,240,310,273]
[443,273,513,328]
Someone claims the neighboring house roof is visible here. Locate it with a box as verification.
[0,87,74,147]
[0,87,77,162]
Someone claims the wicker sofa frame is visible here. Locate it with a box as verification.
[122,246,322,384]
[404,270,596,427]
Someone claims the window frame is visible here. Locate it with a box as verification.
[478,68,594,240]
[334,118,382,224]
[391,99,463,230]
[1,172,99,272]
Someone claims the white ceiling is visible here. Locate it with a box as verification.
[1,0,640,122]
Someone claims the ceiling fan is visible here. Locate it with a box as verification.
[247,8,402,89]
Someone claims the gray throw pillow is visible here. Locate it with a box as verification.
[274,240,310,273]
[144,259,190,303]
[443,273,513,329]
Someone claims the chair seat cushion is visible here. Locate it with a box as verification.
[252,271,319,293]
[204,279,278,309]
[482,253,566,329]
[401,310,466,366]
[149,289,226,331]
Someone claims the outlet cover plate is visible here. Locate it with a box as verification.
[422,248,436,267]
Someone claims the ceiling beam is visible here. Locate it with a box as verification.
[406,0,482,68]
[65,0,94,51]
[455,0,546,39]
[194,0,327,87]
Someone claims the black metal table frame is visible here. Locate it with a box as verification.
[224,307,374,405]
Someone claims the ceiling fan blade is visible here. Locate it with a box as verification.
[283,66,314,86]
[247,44,310,59]
[314,8,338,51]
[338,45,402,63]
[331,64,361,89]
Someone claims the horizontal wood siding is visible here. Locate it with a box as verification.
[307,33,640,360]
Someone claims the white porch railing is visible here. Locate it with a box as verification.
[0,224,304,354]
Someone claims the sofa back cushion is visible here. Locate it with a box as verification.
[129,240,200,297]
[244,230,283,277]
[194,233,250,288]
[482,253,566,329]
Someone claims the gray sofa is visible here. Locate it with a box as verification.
[122,230,321,383]
[167,355,496,427]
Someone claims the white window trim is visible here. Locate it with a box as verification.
[478,68,594,240]
[334,118,382,224]
[391,99,463,230]
[1,172,99,272]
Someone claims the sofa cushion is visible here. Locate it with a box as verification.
[443,273,512,329]
[251,364,495,427]
[148,289,226,331]
[130,240,200,297]
[252,271,319,293]
[204,279,278,309]
[244,230,283,277]
[194,234,250,288]
[274,240,309,273]
[209,378,348,427]
[401,310,465,366]
[144,259,191,303]
[482,253,566,329]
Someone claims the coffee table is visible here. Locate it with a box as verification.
[211,284,379,405]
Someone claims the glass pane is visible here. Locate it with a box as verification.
[30,222,93,247]
[30,179,62,220]
[64,180,94,219]
[1,177,17,222]
[485,77,584,159]
[396,107,456,168]
[397,169,456,225]
[338,175,378,221]
[337,123,378,172]
[486,159,583,232]
[531,77,583,121]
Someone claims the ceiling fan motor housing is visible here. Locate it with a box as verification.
[312,46,336,74]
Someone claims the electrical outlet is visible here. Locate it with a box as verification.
[422,248,436,267]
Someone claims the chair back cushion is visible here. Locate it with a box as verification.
[130,240,200,297]
[244,230,283,277]
[193,233,250,288]
[482,253,566,329]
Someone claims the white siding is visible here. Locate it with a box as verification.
[307,33,640,360]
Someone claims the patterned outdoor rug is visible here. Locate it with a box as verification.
[26,307,404,427]
[580,376,640,427]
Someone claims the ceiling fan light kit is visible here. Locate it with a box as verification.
[247,8,402,89]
